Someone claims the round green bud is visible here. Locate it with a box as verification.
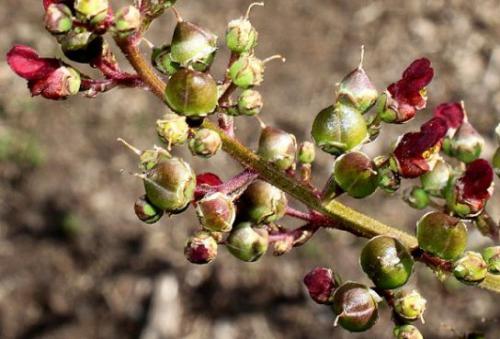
[257,126,297,171]
[156,113,189,147]
[56,66,82,97]
[360,235,414,289]
[393,325,423,339]
[170,21,217,66]
[184,231,218,264]
[334,151,378,199]
[237,89,263,116]
[311,104,368,156]
[298,141,316,164]
[420,158,450,196]
[482,246,500,274]
[337,67,378,113]
[404,187,430,210]
[44,4,73,35]
[113,5,141,37]
[151,45,180,76]
[416,211,468,260]
[195,192,236,233]
[493,147,500,178]
[134,195,163,224]
[165,69,218,117]
[332,282,380,332]
[228,55,264,89]
[393,290,427,321]
[226,222,269,262]
[60,32,103,64]
[239,180,287,224]
[143,156,196,213]
[374,156,401,193]
[449,121,484,163]
[74,0,109,25]
[188,128,222,158]
[226,18,258,53]
[453,251,488,285]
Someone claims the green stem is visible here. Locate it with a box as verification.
[112,35,500,294]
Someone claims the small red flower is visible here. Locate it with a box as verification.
[393,117,448,178]
[434,102,465,132]
[303,267,337,304]
[195,172,223,200]
[454,159,494,215]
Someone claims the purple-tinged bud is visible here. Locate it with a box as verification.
[453,251,488,285]
[393,325,423,339]
[226,222,269,262]
[60,32,104,64]
[134,195,163,224]
[239,180,287,224]
[303,267,338,304]
[165,69,218,117]
[113,5,141,38]
[333,151,378,199]
[416,211,467,260]
[448,120,484,163]
[257,126,297,171]
[272,235,294,256]
[151,45,180,76]
[492,147,500,178]
[420,158,450,196]
[374,156,401,193]
[337,66,378,113]
[44,4,73,35]
[170,21,217,66]
[156,113,189,147]
[184,231,218,264]
[298,141,315,164]
[404,186,430,210]
[332,282,380,332]
[482,246,500,274]
[74,0,109,25]
[237,89,263,116]
[195,192,236,233]
[188,128,222,158]
[393,289,427,322]
[228,55,264,89]
[30,66,81,100]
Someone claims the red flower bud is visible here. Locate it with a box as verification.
[303,267,338,304]
[434,102,464,134]
[195,172,222,200]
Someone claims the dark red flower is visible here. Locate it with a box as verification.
[454,159,494,215]
[434,102,464,131]
[195,172,223,200]
[393,117,448,178]
[303,267,337,304]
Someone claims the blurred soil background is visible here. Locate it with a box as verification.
[1,0,500,338]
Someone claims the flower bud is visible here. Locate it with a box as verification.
[482,246,500,274]
[184,231,218,264]
[333,151,378,199]
[493,147,500,178]
[257,126,297,171]
[113,5,141,37]
[239,180,287,224]
[416,211,467,260]
[226,18,258,53]
[393,290,426,321]
[143,156,196,213]
[151,45,180,76]
[226,222,269,262]
[134,195,163,224]
[195,192,236,233]
[360,236,414,289]
[165,68,218,117]
[44,4,73,35]
[336,67,378,113]
[393,325,423,339]
[298,141,315,164]
[332,282,380,332]
[237,89,263,116]
[228,55,264,89]
[311,104,368,156]
[60,32,104,64]
[303,267,338,304]
[420,158,450,196]
[32,66,81,100]
[74,0,109,25]
[188,128,222,158]
[404,187,430,210]
[453,251,488,285]
[170,21,217,66]
[155,113,189,147]
[448,120,484,163]
[374,156,401,193]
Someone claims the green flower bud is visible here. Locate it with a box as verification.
[134,195,163,224]
[226,18,258,53]
[191,51,216,72]
[151,45,180,76]
[143,156,196,213]
[226,222,269,262]
[336,66,378,113]
[170,21,217,66]
[493,147,500,178]
[449,121,484,163]
[416,211,468,260]
[453,251,488,285]
[184,231,218,264]
[74,0,109,25]
[360,236,414,289]
[332,282,380,332]
[257,126,297,171]
[482,246,500,274]
[165,69,218,117]
[334,151,378,199]
[237,89,263,116]
[44,4,73,35]
[374,156,401,193]
[113,5,141,37]
[188,128,222,158]
[298,141,316,164]
[311,104,368,156]
[138,147,170,172]
[420,158,450,196]
[156,113,189,147]
[404,187,430,210]
[239,180,287,224]
[393,325,423,339]
[60,32,103,64]
[228,55,264,89]
[196,192,236,233]
[393,290,426,321]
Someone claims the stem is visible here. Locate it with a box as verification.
[113,35,500,294]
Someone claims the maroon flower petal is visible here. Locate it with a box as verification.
[7,45,60,81]
[195,172,223,200]
[434,102,464,130]
[303,267,336,304]
[459,159,494,202]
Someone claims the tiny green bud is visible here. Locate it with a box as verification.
[493,147,500,178]
[311,104,368,156]
[165,68,218,117]
[44,4,73,35]
[257,126,297,171]
[228,55,264,89]
[482,246,500,274]
[226,222,269,262]
[239,180,287,224]
[184,231,218,264]
[237,89,263,116]
[134,195,163,224]
[449,121,484,163]
[151,45,180,76]
[453,251,488,285]
[416,211,468,260]
[156,113,189,147]
[74,0,109,25]
[404,187,430,210]
[298,141,316,164]
[393,290,427,321]
[360,236,414,290]
[420,158,450,196]
[60,32,103,64]
[336,66,378,113]
[188,128,222,158]
[374,156,401,193]
[332,282,380,332]
[113,5,141,37]
[170,21,217,66]
[196,192,236,233]
[334,151,378,199]
[393,325,423,339]
[226,18,258,53]
[139,147,170,172]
